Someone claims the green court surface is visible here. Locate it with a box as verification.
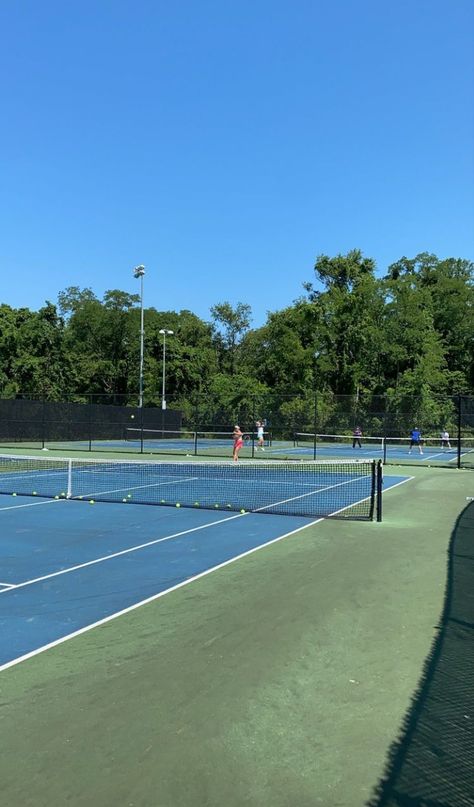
[0,461,473,807]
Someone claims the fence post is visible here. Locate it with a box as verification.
[457,395,462,469]
[313,390,317,460]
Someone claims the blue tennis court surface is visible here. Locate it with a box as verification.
[0,473,409,670]
[0,456,381,518]
[24,436,473,464]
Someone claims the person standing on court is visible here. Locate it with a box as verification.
[441,429,451,449]
[352,426,362,449]
[256,420,265,451]
[408,427,423,455]
[233,425,244,462]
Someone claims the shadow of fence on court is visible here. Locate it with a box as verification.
[367,502,474,807]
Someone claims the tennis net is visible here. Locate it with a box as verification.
[0,454,382,520]
[124,428,272,452]
[294,433,384,454]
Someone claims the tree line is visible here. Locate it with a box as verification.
[0,250,473,429]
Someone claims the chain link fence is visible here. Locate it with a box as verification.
[0,393,473,468]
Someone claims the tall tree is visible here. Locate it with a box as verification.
[210,302,252,374]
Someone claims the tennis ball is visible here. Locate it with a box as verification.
[131,414,135,419]
[214,504,219,508]
[33,491,37,496]
[60,492,66,497]
[89,499,95,505]
[194,502,200,507]
[12,492,17,497]
[176,503,181,508]
[122,498,127,503]
[161,499,165,504]
[127,494,132,499]
[240,509,246,514]
[54,495,59,499]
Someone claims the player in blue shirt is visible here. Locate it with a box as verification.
[408,427,423,455]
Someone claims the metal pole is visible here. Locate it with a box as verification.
[159,329,174,411]
[133,265,146,409]
[162,331,166,410]
[139,273,144,408]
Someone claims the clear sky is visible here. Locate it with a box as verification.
[1,0,473,328]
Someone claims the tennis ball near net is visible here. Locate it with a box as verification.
[176,503,181,508]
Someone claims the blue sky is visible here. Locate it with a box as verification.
[1,0,473,328]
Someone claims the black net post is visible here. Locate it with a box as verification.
[376,460,383,522]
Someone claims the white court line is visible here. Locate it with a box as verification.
[77,476,199,500]
[0,517,325,673]
[0,476,359,592]
[0,475,413,673]
[0,583,15,589]
[0,511,248,594]
[0,497,66,512]
[253,475,369,512]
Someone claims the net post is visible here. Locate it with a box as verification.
[376,460,383,522]
[67,459,73,499]
[383,436,387,464]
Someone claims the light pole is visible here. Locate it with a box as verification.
[159,329,174,410]
[133,265,146,407]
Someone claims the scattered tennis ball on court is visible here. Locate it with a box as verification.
[122,498,127,503]
[54,495,59,499]
[226,504,232,508]
[176,503,181,508]
[60,492,66,497]
[160,499,165,504]
[127,494,132,499]
[194,502,200,507]
[12,492,17,497]
[214,504,219,508]
[240,509,246,514]
[89,499,95,504]
[131,414,135,419]
[32,491,37,496]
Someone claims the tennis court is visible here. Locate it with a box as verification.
[1,458,473,806]
[0,454,404,668]
[270,433,474,465]
[18,429,474,467]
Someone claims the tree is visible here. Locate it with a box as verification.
[210,302,252,374]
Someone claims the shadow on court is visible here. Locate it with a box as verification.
[367,502,474,807]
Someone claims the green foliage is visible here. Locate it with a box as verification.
[0,250,472,437]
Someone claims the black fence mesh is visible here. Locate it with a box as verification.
[0,393,473,468]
